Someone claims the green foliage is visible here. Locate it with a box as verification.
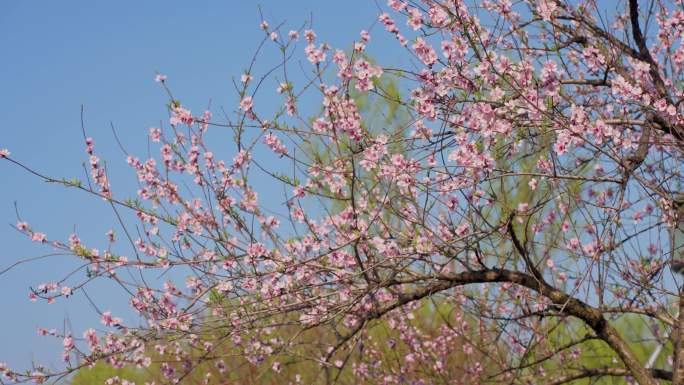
[70,298,494,385]
[71,363,148,385]
[521,314,673,385]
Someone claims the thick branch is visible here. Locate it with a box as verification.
[545,367,672,385]
[385,269,657,385]
[629,0,670,103]
[674,297,684,385]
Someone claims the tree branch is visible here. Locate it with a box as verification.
[384,268,658,385]
[545,367,672,385]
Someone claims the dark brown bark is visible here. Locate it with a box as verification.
[382,268,657,385]
[674,297,684,385]
[545,367,672,385]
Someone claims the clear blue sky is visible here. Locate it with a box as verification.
[0,0,403,372]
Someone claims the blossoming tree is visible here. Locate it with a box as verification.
[3,0,684,384]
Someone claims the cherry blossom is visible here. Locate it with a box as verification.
[3,2,684,385]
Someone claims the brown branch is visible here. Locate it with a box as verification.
[487,334,599,381]
[544,367,672,385]
[558,2,684,142]
[507,212,543,282]
[382,268,658,385]
[629,0,670,103]
[561,79,612,87]
[674,297,684,385]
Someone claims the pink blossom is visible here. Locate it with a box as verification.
[60,286,73,297]
[407,8,423,30]
[305,43,327,65]
[582,47,606,74]
[528,178,538,190]
[388,0,407,11]
[2,5,680,384]
[263,132,288,156]
[276,82,289,94]
[63,335,74,351]
[567,238,580,251]
[456,223,470,237]
[537,0,558,21]
[232,150,251,168]
[379,13,400,35]
[169,105,193,126]
[101,311,121,327]
[31,232,46,243]
[412,37,437,66]
[285,96,297,116]
[304,29,317,43]
[149,127,162,142]
[240,96,253,112]
[428,4,449,26]
[0,149,9,158]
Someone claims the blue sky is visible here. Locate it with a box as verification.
[0,0,406,372]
